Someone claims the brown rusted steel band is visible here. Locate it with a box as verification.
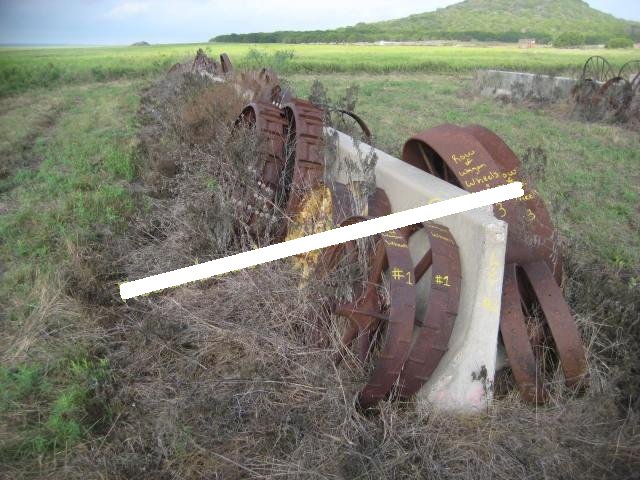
[235,102,287,228]
[397,221,462,399]
[500,263,548,404]
[281,99,325,219]
[402,124,561,282]
[357,228,415,408]
[317,188,416,408]
[521,262,589,388]
[219,53,233,74]
[463,124,562,283]
[335,109,372,142]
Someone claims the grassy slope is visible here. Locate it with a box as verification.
[0,65,638,474]
[369,0,637,39]
[0,80,139,465]
[2,43,640,97]
[213,0,640,43]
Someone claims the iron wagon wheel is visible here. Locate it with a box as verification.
[311,102,372,143]
[400,124,588,403]
[598,77,634,118]
[233,102,287,234]
[582,55,614,82]
[395,221,462,399]
[314,189,417,408]
[618,60,640,85]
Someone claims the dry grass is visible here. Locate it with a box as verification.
[2,63,639,479]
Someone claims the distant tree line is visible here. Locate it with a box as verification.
[211,30,559,44]
[212,29,638,45]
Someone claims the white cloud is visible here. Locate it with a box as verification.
[106,1,151,19]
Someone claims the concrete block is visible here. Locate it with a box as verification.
[475,69,578,102]
[329,130,508,412]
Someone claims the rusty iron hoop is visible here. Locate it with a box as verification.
[396,221,462,399]
[400,125,588,402]
[402,123,562,282]
[234,102,287,230]
[618,60,640,85]
[315,188,417,408]
[581,56,614,83]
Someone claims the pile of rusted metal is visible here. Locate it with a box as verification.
[572,55,640,122]
[191,51,589,408]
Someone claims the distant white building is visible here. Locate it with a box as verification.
[519,38,536,49]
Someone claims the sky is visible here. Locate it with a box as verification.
[0,0,639,45]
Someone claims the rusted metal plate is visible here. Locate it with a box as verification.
[402,123,562,283]
[281,99,326,219]
[396,221,462,399]
[401,124,588,403]
[235,102,287,230]
[500,263,548,404]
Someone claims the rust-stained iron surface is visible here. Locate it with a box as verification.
[235,102,287,232]
[281,99,326,220]
[401,124,588,403]
[397,221,462,399]
[315,189,417,408]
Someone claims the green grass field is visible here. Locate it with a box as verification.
[1,44,639,477]
[2,42,639,96]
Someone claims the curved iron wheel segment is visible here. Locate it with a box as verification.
[396,221,462,399]
[521,262,589,388]
[281,99,326,221]
[500,263,549,404]
[334,226,416,409]
[219,53,233,74]
[333,109,372,143]
[598,77,634,118]
[402,123,562,284]
[314,189,417,408]
[618,60,640,85]
[463,124,563,284]
[582,56,614,83]
[234,102,287,230]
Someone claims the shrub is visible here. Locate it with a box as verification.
[606,37,634,49]
[554,32,586,48]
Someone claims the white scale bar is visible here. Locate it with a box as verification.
[120,182,523,299]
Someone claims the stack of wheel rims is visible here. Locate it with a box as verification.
[232,85,466,408]
[401,124,589,403]
[228,49,588,406]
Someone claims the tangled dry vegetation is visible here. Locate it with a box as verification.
[3,61,639,479]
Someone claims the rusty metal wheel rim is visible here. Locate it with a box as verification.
[598,76,634,117]
[618,60,640,85]
[402,123,561,281]
[281,99,326,221]
[582,55,614,83]
[234,102,287,231]
[396,221,462,399]
[315,188,417,408]
[219,53,233,74]
[400,124,588,402]
[500,263,549,404]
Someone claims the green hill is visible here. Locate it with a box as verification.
[212,0,640,44]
